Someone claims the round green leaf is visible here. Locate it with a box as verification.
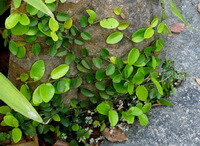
[106,31,123,44]
[151,17,159,27]
[54,78,71,94]
[39,83,55,103]
[113,82,128,94]
[118,22,130,30]
[20,84,31,101]
[144,27,155,39]
[49,18,59,32]
[142,103,152,114]
[128,48,140,65]
[136,86,148,101]
[106,64,115,76]
[95,70,105,81]
[128,107,143,116]
[151,78,164,95]
[72,124,80,131]
[95,82,105,91]
[12,128,22,143]
[19,14,30,26]
[100,48,109,59]
[56,13,69,22]
[108,110,119,127]
[5,13,20,29]
[96,102,111,115]
[50,32,58,41]
[86,9,96,24]
[64,18,73,29]
[157,23,165,33]
[74,38,84,45]
[32,86,43,105]
[65,53,75,65]
[11,23,29,35]
[114,8,122,15]
[138,114,148,126]
[9,41,18,55]
[80,15,88,27]
[32,43,41,56]
[81,31,92,40]
[92,57,102,69]
[26,4,38,16]
[30,60,45,81]
[81,59,91,69]
[0,106,11,114]
[100,18,119,29]
[131,28,146,43]
[51,64,69,79]
[80,88,94,97]
[122,64,133,78]
[16,46,26,58]
[52,114,61,122]
[13,0,22,9]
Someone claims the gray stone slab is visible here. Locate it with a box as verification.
[102,0,200,145]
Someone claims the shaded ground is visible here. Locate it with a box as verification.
[102,0,200,145]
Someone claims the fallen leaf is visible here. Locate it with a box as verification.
[53,140,70,146]
[120,13,126,19]
[196,78,200,85]
[198,3,200,13]
[103,127,128,142]
[171,23,185,33]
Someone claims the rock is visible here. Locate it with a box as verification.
[8,0,159,102]
[171,23,185,33]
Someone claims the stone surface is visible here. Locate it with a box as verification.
[8,0,158,102]
[102,0,200,145]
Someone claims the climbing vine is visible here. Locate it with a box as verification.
[0,0,188,145]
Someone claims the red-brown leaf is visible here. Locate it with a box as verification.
[196,78,200,85]
[103,127,128,142]
[171,23,185,33]
[53,140,70,146]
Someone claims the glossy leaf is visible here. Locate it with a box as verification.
[96,102,111,115]
[92,57,102,69]
[30,60,45,81]
[9,41,18,55]
[39,83,55,103]
[108,110,118,127]
[64,18,73,29]
[131,28,146,43]
[86,9,96,24]
[144,27,154,39]
[106,31,123,44]
[32,43,41,56]
[49,18,59,32]
[81,31,92,40]
[142,103,152,113]
[19,14,30,26]
[56,12,69,22]
[128,107,143,116]
[0,73,42,122]
[12,128,22,143]
[114,8,122,15]
[100,18,119,29]
[16,46,26,58]
[80,88,94,97]
[80,15,88,27]
[54,78,71,94]
[138,114,148,126]
[158,98,173,106]
[118,22,130,30]
[100,48,109,59]
[5,13,20,29]
[0,106,11,114]
[95,82,105,91]
[51,64,69,79]
[151,78,164,95]
[136,86,148,101]
[106,64,115,76]
[122,112,135,124]
[128,48,140,65]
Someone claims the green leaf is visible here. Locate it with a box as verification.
[128,83,134,95]
[114,8,122,15]
[14,0,22,9]
[56,12,69,22]
[12,128,22,143]
[54,78,71,94]
[32,86,43,106]
[52,114,61,122]
[4,115,18,127]
[136,86,148,101]
[108,110,118,127]
[95,82,105,91]
[155,38,164,53]
[92,57,102,69]
[122,64,133,78]
[81,59,91,69]
[39,83,55,103]
[131,28,146,43]
[80,88,94,97]
[5,13,20,29]
[106,64,115,76]
[100,48,109,59]
[128,48,140,65]
[99,91,109,99]
[72,124,80,131]
[26,4,38,15]
[113,82,127,94]
[64,18,73,29]
[70,77,82,88]
[138,114,148,126]
[0,0,8,15]
[132,69,145,84]
[20,84,31,101]
[106,31,123,44]
[80,15,89,27]
[142,103,152,113]
[96,102,111,115]
[49,18,59,32]
[24,0,55,19]
[118,22,130,30]
[151,56,157,69]
[32,43,41,56]
[19,14,30,26]
[11,23,29,35]
[169,0,192,28]
[51,64,69,79]
[74,38,84,45]
[95,70,105,81]
[30,60,45,81]
[0,73,42,122]
[65,54,75,65]
[81,31,92,40]
[16,46,26,58]
[157,23,165,33]
[113,74,122,83]
[9,41,18,55]
[128,107,143,116]
[151,17,159,27]
[100,18,119,29]
[158,98,173,106]
[144,27,154,39]
[0,106,11,114]
[86,9,96,24]
[151,78,164,95]
[122,112,135,124]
